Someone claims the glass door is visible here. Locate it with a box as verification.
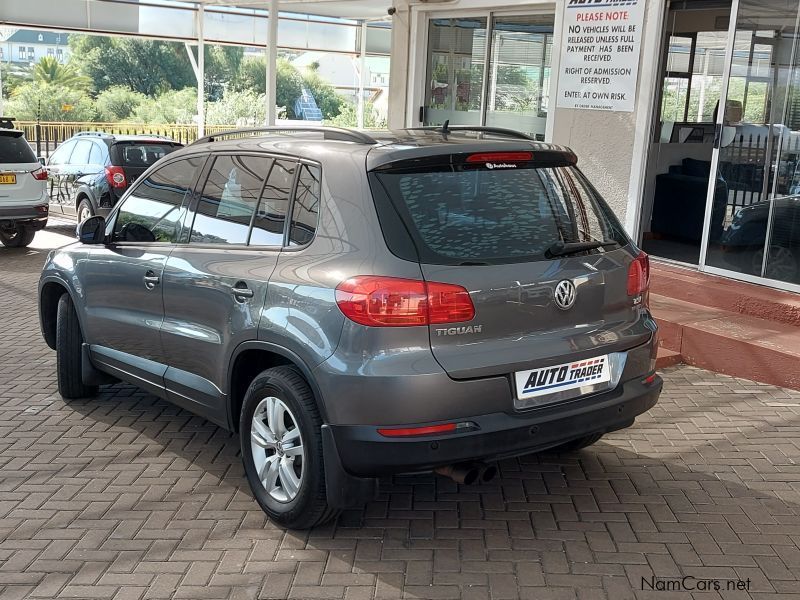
[702,0,800,289]
[422,13,555,140]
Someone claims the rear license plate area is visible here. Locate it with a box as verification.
[0,174,17,184]
[514,354,612,409]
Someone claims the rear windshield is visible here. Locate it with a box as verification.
[0,133,37,164]
[369,159,628,265]
[114,143,179,167]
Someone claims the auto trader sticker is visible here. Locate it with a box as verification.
[515,355,610,400]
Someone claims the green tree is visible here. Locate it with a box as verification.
[6,81,95,121]
[231,57,303,118]
[132,88,197,124]
[32,56,91,91]
[327,101,386,129]
[205,89,266,125]
[204,45,244,101]
[69,35,194,96]
[95,86,147,121]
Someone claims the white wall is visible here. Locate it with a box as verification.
[550,0,664,232]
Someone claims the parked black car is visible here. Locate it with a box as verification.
[46,132,183,221]
[719,195,800,283]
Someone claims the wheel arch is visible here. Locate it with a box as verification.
[227,341,329,432]
[75,188,97,214]
[39,279,71,350]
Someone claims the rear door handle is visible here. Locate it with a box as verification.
[144,271,160,290]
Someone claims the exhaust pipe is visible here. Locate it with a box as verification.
[435,463,480,485]
[435,462,498,485]
[478,463,498,483]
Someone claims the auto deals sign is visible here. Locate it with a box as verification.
[557,0,645,112]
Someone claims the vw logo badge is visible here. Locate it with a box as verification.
[554,279,577,310]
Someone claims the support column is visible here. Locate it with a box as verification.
[387,0,411,129]
[266,0,279,125]
[358,20,367,129]
[196,5,205,137]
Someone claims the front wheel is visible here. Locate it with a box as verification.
[0,226,35,248]
[240,366,339,529]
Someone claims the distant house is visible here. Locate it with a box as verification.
[1,30,70,65]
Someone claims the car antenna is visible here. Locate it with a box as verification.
[441,119,450,139]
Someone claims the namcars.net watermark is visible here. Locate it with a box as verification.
[642,576,751,593]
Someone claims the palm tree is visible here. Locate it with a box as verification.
[32,56,91,91]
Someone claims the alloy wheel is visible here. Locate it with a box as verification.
[250,396,305,503]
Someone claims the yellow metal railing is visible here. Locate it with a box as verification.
[15,121,234,156]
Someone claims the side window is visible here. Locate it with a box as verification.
[190,155,271,245]
[250,159,295,246]
[88,143,103,166]
[288,164,321,247]
[113,157,202,243]
[70,140,93,165]
[48,139,77,165]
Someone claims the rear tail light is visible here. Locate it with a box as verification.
[335,276,475,327]
[466,151,532,164]
[105,166,127,189]
[627,251,650,298]
[31,167,48,181]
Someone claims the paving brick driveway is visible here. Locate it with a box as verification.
[1,221,800,600]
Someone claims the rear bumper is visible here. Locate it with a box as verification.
[0,204,49,229]
[329,375,661,476]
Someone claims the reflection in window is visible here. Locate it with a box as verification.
[250,160,295,246]
[114,157,202,243]
[485,15,554,140]
[191,155,270,245]
[289,164,321,246]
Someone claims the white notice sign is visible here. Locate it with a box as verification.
[556,0,645,112]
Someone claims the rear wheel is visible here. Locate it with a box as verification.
[551,432,604,452]
[77,199,94,223]
[56,294,98,400]
[240,366,338,529]
[0,226,35,248]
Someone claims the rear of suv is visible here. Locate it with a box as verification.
[39,126,662,529]
[46,131,182,222]
[0,119,48,248]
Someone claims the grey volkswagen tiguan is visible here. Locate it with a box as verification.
[39,126,662,528]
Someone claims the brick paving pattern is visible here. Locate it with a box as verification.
[1,221,799,600]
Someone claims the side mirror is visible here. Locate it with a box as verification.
[38,157,46,166]
[76,215,106,244]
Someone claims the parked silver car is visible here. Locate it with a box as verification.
[39,126,662,528]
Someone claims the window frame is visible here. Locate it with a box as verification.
[182,151,322,251]
[104,153,209,247]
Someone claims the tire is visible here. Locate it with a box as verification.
[551,432,604,453]
[77,199,94,223]
[240,366,339,529]
[56,294,98,400]
[0,226,35,248]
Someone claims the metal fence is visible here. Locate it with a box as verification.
[16,121,233,159]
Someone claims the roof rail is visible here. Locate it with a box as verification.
[410,125,535,141]
[74,131,114,138]
[192,126,378,146]
[0,117,16,130]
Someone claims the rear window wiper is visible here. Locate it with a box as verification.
[546,240,619,258]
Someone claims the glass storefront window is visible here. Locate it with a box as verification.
[705,0,800,287]
[422,13,554,140]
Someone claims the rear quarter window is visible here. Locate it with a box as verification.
[0,133,37,164]
[114,143,180,167]
[370,159,628,265]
